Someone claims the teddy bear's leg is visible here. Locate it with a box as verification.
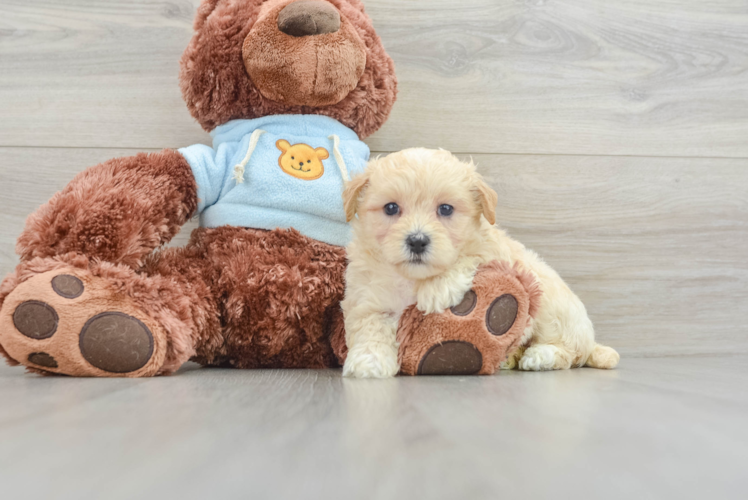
[0,242,220,377]
[0,224,348,375]
[396,262,542,376]
[185,227,348,370]
[0,150,206,376]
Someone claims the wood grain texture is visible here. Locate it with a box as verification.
[369,0,748,156]
[471,153,748,357]
[2,1,748,156]
[2,147,746,357]
[1,356,747,499]
[0,0,206,149]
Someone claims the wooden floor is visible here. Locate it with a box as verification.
[1,1,747,497]
[1,357,747,499]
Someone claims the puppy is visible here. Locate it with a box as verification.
[341,148,619,378]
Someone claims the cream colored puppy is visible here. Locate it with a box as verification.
[341,148,619,378]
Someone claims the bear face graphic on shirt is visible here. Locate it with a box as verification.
[276,140,329,180]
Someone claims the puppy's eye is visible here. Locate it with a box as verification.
[384,203,400,216]
[438,204,454,217]
[291,156,295,160]
[307,160,311,163]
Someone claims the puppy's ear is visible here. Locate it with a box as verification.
[343,172,370,222]
[473,176,498,225]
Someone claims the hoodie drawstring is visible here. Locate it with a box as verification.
[233,129,266,184]
[328,134,350,183]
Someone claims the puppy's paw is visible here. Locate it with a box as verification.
[343,342,400,378]
[416,260,478,315]
[518,344,571,371]
[416,277,472,315]
[499,346,525,370]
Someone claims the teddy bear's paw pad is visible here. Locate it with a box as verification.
[27,352,58,368]
[79,313,154,373]
[417,341,483,376]
[13,300,59,339]
[51,274,84,299]
[12,274,84,339]
[450,290,477,316]
[0,269,165,377]
[486,294,518,336]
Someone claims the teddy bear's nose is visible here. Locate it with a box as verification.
[277,0,341,37]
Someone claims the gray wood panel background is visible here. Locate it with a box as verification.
[1,0,746,357]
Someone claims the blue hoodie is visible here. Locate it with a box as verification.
[179,115,370,247]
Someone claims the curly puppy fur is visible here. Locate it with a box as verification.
[181,0,397,137]
[342,148,620,377]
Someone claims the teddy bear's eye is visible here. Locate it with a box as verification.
[291,156,295,160]
[307,160,311,163]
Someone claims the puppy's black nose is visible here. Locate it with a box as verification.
[406,234,430,255]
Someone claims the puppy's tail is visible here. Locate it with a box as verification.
[584,343,620,369]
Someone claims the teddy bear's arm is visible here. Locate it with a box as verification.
[16,149,197,269]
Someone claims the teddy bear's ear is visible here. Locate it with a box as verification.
[194,0,221,31]
[315,147,330,160]
[343,172,370,222]
[473,175,498,225]
[276,139,291,153]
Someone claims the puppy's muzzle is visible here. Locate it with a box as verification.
[406,234,430,256]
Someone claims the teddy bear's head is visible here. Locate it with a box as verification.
[180,0,397,139]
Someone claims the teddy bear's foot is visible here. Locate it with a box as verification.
[397,261,542,376]
[0,268,171,377]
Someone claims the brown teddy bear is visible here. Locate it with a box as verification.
[0,0,538,377]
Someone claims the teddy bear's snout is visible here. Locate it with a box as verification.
[243,0,366,107]
[278,0,341,37]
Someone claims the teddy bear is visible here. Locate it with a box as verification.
[0,0,539,377]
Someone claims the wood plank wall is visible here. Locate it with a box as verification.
[1,0,746,357]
